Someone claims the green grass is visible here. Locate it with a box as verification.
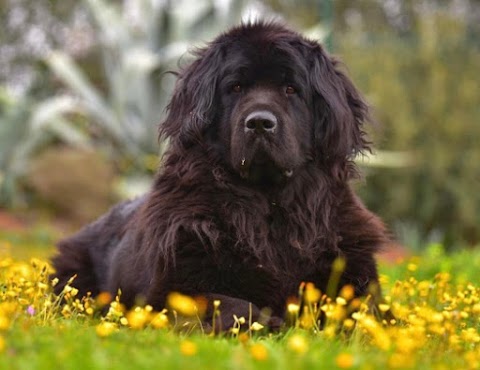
[1,228,479,370]
[378,242,480,285]
[1,327,334,370]
[2,322,476,370]
[0,227,56,260]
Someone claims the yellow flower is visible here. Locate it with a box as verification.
[150,312,169,329]
[464,351,479,370]
[250,322,264,331]
[238,333,249,344]
[327,305,347,321]
[96,292,112,307]
[378,304,391,312]
[106,301,126,319]
[287,303,300,315]
[95,322,117,337]
[429,312,444,323]
[323,324,336,339]
[126,307,150,329]
[37,282,48,290]
[180,340,197,356]
[395,336,417,354]
[250,343,268,361]
[407,263,417,272]
[0,256,13,268]
[388,353,415,369]
[230,327,240,335]
[335,353,354,368]
[61,305,72,318]
[287,334,308,354]
[299,306,316,329]
[0,315,10,331]
[167,292,199,316]
[461,328,480,343]
[236,316,246,325]
[379,274,390,285]
[343,318,355,330]
[304,283,321,303]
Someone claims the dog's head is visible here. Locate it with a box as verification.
[161,22,371,184]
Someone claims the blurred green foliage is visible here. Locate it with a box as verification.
[339,12,480,248]
[379,242,480,287]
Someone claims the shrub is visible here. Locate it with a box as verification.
[340,14,480,248]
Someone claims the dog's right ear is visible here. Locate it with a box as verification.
[160,45,224,148]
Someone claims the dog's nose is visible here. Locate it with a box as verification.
[245,111,277,134]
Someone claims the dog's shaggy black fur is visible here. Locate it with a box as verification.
[52,22,390,328]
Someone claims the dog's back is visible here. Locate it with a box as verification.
[51,196,146,297]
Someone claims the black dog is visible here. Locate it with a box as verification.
[52,22,390,329]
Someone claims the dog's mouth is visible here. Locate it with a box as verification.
[238,144,293,185]
[242,161,293,185]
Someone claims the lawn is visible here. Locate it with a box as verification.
[0,228,479,370]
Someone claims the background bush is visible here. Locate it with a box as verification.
[337,8,480,248]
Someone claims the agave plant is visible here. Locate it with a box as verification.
[42,0,256,197]
[46,0,252,165]
[0,89,90,207]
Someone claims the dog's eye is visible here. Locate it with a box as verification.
[232,84,242,93]
[286,86,296,95]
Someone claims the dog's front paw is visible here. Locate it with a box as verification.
[267,316,284,331]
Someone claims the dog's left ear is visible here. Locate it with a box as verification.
[160,45,224,148]
[309,44,371,167]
